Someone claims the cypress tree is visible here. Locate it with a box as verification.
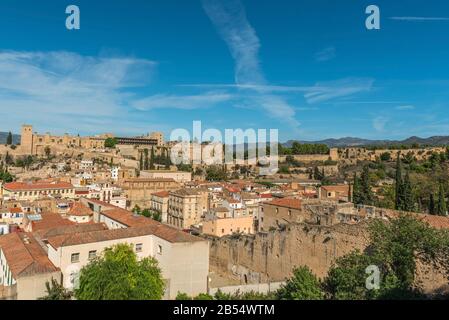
[139,152,144,170]
[437,184,447,216]
[165,148,171,169]
[352,172,361,205]
[6,131,12,145]
[395,153,403,210]
[360,165,374,205]
[402,172,414,212]
[429,193,435,215]
[144,148,149,170]
[150,147,155,170]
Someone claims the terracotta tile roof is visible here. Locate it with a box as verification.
[170,189,201,197]
[0,233,59,278]
[31,213,75,232]
[266,198,302,210]
[152,191,170,198]
[9,207,23,213]
[419,215,449,229]
[3,181,73,191]
[69,202,94,217]
[100,208,206,243]
[124,178,176,183]
[321,185,350,193]
[384,210,449,230]
[101,208,158,228]
[34,223,108,240]
[47,223,204,249]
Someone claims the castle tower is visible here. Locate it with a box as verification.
[149,132,164,146]
[329,148,339,161]
[20,124,34,154]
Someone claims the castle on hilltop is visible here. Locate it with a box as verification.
[19,124,107,155]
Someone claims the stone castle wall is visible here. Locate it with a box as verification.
[208,222,449,294]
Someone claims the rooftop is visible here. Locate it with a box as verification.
[3,181,73,191]
[265,198,302,210]
[0,232,59,278]
[68,202,94,217]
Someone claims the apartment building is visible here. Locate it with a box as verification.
[0,232,61,300]
[1,181,75,201]
[202,215,254,237]
[259,198,303,231]
[0,201,210,300]
[319,184,350,202]
[140,170,192,183]
[167,189,209,229]
[121,178,180,208]
[150,191,170,223]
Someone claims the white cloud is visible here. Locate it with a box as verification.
[131,91,233,110]
[373,116,388,132]
[304,78,374,104]
[315,47,336,62]
[390,17,449,21]
[395,105,415,110]
[0,50,157,133]
[202,0,300,128]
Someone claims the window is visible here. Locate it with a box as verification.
[88,250,97,260]
[135,243,143,253]
[157,245,163,255]
[71,253,80,263]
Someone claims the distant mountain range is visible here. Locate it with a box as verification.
[283,136,449,148]
[2,131,448,148]
[0,132,20,145]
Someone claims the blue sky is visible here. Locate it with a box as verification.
[1,0,449,142]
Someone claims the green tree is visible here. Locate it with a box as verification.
[279,165,290,174]
[369,215,449,295]
[6,131,12,145]
[132,204,141,215]
[44,146,51,159]
[144,149,149,170]
[395,153,404,210]
[429,193,436,215]
[436,184,447,216]
[276,266,324,300]
[380,152,391,162]
[104,137,118,148]
[176,292,192,300]
[402,172,414,212]
[194,293,214,300]
[150,147,155,170]
[39,278,73,300]
[206,166,226,181]
[359,165,374,205]
[352,172,361,205]
[324,250,378,300]
[75,244,165,300]
[139,152,144,170]
[325,215,449,300]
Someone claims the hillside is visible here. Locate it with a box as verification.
[283,136,449,148]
